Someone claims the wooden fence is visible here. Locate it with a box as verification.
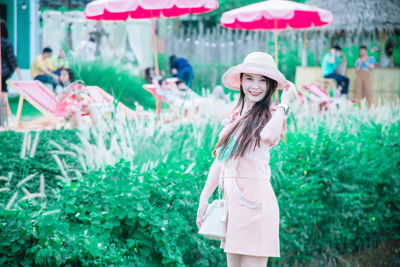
[160,20,383,90]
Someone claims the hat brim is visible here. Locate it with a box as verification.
[221,63,287,91]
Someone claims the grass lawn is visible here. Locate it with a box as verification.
[8,96,42,122]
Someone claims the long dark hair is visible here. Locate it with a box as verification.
[1,20,9,39]
[212,73,278,159]
[59,68,75,85]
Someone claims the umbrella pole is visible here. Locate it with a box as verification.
[0,20,2,92]
[273,19,279,104]
[0,22,4,126]
[274,32,278,67]
[273,19,279,66]
[150,11,160,77]
[379,29,386,66]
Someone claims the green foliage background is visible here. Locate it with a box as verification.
[1,105,399,266]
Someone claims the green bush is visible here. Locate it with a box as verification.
[0,130,81,203]
[1,103,399,266]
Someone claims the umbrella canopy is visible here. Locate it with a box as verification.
[84,0,218,20]
[220,0,333,30]
[220,0,333,103]
[84,0,218,77]
[220,0,333,67]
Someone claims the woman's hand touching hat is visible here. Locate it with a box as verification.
[281,81,297,105]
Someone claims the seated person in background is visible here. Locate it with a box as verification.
[31,47,58,90]
[57,83,98,129]
[153,78,178,102]
[175,80,200,100]
[55,68,74,98]
[145,67,155,84]
[77,35,97,61]
[170,55,194,89]
[212,85,230,103]
[172,80,201,110]
[355,45,375,107]
[145,67,163,84]
[52,48,69,76]
[321,45,350,97]
[381,40,395,68]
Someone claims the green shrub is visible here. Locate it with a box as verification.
[0,130,81,204]
[1,102,399,266]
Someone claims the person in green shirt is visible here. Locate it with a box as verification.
[51,48,69,75]
[321,45,349,96]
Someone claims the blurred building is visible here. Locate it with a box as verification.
[40,0,92,10]
[0,0,40,78]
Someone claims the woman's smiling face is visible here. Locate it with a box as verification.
[241,73,268,103]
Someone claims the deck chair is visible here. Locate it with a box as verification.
[142,82,200,119]
[296,90,306,104]
[7,80,140,129]
[7,80,64,128]
[304,84,333,107]
[304,84,356,110]
[84,85,143,119]
[142,84,171,117]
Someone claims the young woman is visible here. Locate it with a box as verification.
[56,68,75,97]
[196,52,297,267]
[1,19,23,125]
[56,69,98,128]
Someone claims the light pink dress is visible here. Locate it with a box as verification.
[218,106,287,257]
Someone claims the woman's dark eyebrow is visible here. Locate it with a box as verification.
[244,74,253,78]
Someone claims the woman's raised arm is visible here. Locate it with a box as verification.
[260,82,296,146]
[260,107,286,146]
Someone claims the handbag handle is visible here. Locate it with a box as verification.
[217,163,224,200]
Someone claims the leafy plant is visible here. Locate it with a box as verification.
[1,100,399,266]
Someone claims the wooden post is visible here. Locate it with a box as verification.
[302,32,308,67]
[330,36,335,48]
[150,11,160,77]
[0,15,2,92]
[0,98,4,126]
[0,16,3,125]
[156,98,161,119]
[274,19,279,67]
[379,29,386,66]
[15,95,24,127]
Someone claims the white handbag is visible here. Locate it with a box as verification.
[198,165,227,241]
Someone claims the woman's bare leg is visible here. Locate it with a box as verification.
[1,92,12,121]
[82,105,98,126]
[241,255,268,267]
[70,111,83,128]
[4,93,12,118]
[226,253,241,267]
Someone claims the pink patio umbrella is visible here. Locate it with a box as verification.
[84,0,219,76]
[220,0,333,67]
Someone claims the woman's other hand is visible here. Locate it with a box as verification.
[196,199,209,229]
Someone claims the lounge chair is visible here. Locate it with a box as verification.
[6,80,140,129]
[304,83,333,106]
[303,83,356,110]
[143,78,200,119]
[142,83,172,117]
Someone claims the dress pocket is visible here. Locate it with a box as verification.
[232,179,260,209]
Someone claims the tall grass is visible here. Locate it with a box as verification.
[1,98,399,266]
